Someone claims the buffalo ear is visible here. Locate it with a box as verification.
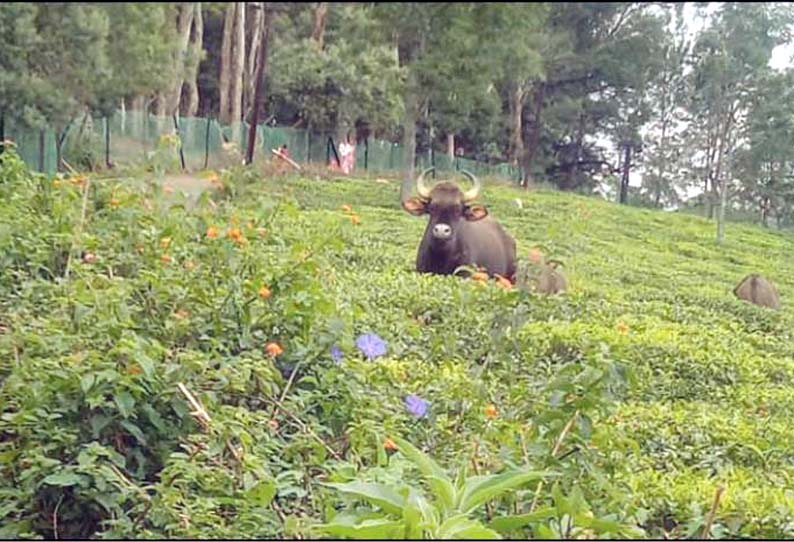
[402,197,428,216]
[464,205,488,221]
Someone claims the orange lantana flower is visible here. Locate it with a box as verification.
[485,404,498,419]
[265,342,283,357]
[494,274,513,290]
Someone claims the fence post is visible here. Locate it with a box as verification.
[328,136,341,166]
[204,116,211,169]
[364,137,369,170]
[38,128,45,172]
[104,116,111,169]
[172,114,186,171]
[0,112,4,155]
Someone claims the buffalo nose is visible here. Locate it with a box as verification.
[432,223,452,240]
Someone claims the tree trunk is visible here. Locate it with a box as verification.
[245,3,263,121]
[521,82,545,188]
[714,107,735,244]
[229,2,246,128]
[619,144,631,204]
[120,98,126,133]
[167,3,195,116]
[508,82,525,166]
[130,96,145,112]
[562,112,585,191]
[447,133,454,160]
[716,174,728,243]
[245,6,274,165]
[311,2,328,49]
[761,196,769,228]
[218,3,235,123]
[183,3,203,118]
[400,69,420,203]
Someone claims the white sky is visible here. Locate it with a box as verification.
[598,2,794,205]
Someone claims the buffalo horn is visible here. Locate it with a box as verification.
[416,167,435,200]
[461,170,481,202]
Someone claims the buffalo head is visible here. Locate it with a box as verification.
[402,167,516,279]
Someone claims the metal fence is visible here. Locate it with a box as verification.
[3,109,522,181]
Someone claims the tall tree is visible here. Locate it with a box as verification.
[685,2,794,243]
[640,4,691,208]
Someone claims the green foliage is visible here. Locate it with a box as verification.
[315,436,558,539]
[5,78,794,540]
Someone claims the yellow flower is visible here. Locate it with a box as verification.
[206,226,219,239]
[160,254,172,264]
[350,214,361,225]
[258,286,272,299]
[616,320,629,335]
[384,438,398,451]
[341,204,353,213]
[160,237,172,249]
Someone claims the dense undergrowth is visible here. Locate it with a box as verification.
[2,147,794,539]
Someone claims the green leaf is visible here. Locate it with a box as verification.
[314,514,406,539]
[323,481,406,516]
[534,522,560,539]
[459,470,554,514]
[390,436,455,510]
[436,514,502,540]
[120,419,147,445]
[489,506,557,533]
[80,373,95,393]
[245,479,276,507]
[137,354,155,378]
[42,471,81,487]
[114,391,135,418]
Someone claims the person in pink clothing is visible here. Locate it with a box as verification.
[339,136,355,174]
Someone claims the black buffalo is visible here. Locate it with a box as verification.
[402,167,517,280]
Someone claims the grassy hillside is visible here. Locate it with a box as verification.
[2,150,794,539]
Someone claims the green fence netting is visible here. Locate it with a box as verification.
[3,109,522,181]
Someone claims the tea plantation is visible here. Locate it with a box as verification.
[2,148,794,539]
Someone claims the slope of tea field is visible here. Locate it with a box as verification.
[2,153,794,539]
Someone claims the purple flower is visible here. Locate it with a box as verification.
[404,394,430,419]
[355,333,387,360]
[330,345,343,364]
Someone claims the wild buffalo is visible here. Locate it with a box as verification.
[536,259,568,294]
[402,167,517,280]
[734,273,781,310]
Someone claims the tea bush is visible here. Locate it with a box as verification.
[2,147,794,539]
